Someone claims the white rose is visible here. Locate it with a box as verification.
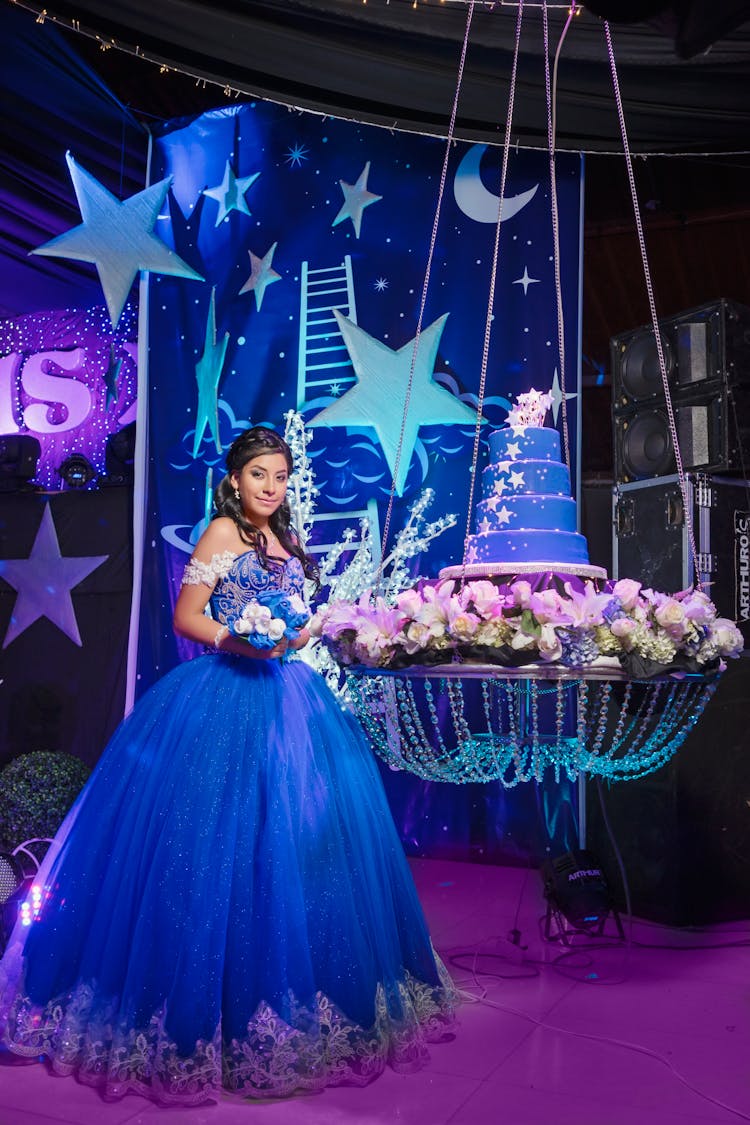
[267,618,286,642]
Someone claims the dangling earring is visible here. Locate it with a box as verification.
[234,488,240,501]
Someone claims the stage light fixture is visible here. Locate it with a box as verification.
[0,434,41,492]
[542,848,618,941]
[58,453,97,489]
[103,422,136,485]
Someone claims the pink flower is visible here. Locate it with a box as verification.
[712,618,745,657]
[463,579,503,618]
[654,598,688,636]
[612,578,642,610]
[396,587,424,618]
[510,580,533,609]
[610,617,637,650]
[446,597,480,643]
[528,588,571,626]
[563,581,611,628]
[538,623,562,662]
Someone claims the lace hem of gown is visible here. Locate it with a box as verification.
[2,963,457,1105]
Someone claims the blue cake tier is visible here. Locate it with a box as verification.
[482,459,570,501]
[467,529,591,566]
[489,426,560,463]
[475,494,578,532]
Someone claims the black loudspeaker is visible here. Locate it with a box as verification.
[611,299,750,482]
[0,434,40,492]
[586,653,750,926]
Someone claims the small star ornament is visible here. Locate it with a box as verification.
[493,477,509,497]
[0,505,108,648]
[203,160,260,226]
[239,242,282,310]
[506,387,554,430]
[497,505,512,526]
[32,153,203,327]
[332,162,382,239]
[478,516,492,534]
[509,470,525,489]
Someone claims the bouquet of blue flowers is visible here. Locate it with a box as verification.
[231,589,309,651]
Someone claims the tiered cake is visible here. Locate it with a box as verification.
[441,388,606,579]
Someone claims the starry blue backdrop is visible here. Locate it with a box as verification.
[139,100,584,861]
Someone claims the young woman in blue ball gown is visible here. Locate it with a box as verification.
[0,427,456,1105]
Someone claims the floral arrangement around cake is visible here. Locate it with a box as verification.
[309,572,744,679]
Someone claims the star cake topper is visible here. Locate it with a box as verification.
[506,387,554,430]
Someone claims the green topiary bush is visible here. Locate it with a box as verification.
[0,751,91,851]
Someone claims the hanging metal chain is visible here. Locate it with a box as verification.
[376,1,477,590]
[542,3,576,471]
[460,0,526,581]
[603,22,703,589]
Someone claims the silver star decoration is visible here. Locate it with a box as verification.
[193,288,230,458]
[513,267,540,295]
[309,310,476,495]
[203,160,260,226]
[239,242,282,310]
[478,516,491,534]
[0,505,108,648]
[550,367,578,424]
[497,505,512,525]
[509,470,525,488]
[493,477,509,496]
[32,153,203,327]
[506,442,521,459]
[332,162,382,239]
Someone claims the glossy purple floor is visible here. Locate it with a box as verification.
[1,857,748,1125]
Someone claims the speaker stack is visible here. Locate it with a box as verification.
[611,298,750,482]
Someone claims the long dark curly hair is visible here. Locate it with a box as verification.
[214,427,319,584]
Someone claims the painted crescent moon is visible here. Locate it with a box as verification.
[454,144,539,224]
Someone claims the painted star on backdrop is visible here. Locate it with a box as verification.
[203,160,260,226]
[332,162,382,239]
[374,277,389,292]
[192,288,230,458]
[308,310,476,496]
[239,242,282,311]
[285,143,310,168]
[513,267,540,295]
[497,505,512,526]
[0,505,108,648]
[32,153,203,327]
[550,367,578,424]
[509,470,525,488]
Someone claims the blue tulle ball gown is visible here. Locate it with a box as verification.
[0,551,456,1105]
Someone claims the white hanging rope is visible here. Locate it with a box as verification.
[542,2,575,470]
[460,0,526,579]
[377,0,477,585]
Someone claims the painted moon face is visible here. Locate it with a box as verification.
[454,144,539,224]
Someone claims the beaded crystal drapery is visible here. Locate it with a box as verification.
[346,666,720,787]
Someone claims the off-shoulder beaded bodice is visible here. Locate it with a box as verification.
[182,550,306,627]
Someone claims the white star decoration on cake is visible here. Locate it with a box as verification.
[0,506,108,648]
[308,310,476,495]
[506,386,554,429]
[478,516,492,534]
[466,543,479,563]
[506,442,521,459]
[497,505,512,525]
[192,288,230,457]
[509,469,525,488]
[203,160,260,226]
[32,153,203,327]
[239,242,281,310]
[493,478,508,497]
[332,162,382,238]
[486,495,501,511]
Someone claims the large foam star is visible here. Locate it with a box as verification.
[332,162,382,239]
[32,153,203,327]
[203,160,260,226]
[239,242,281,310]
[308,311,476,495]
[0,505,108,648]
[193,288,229,458]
